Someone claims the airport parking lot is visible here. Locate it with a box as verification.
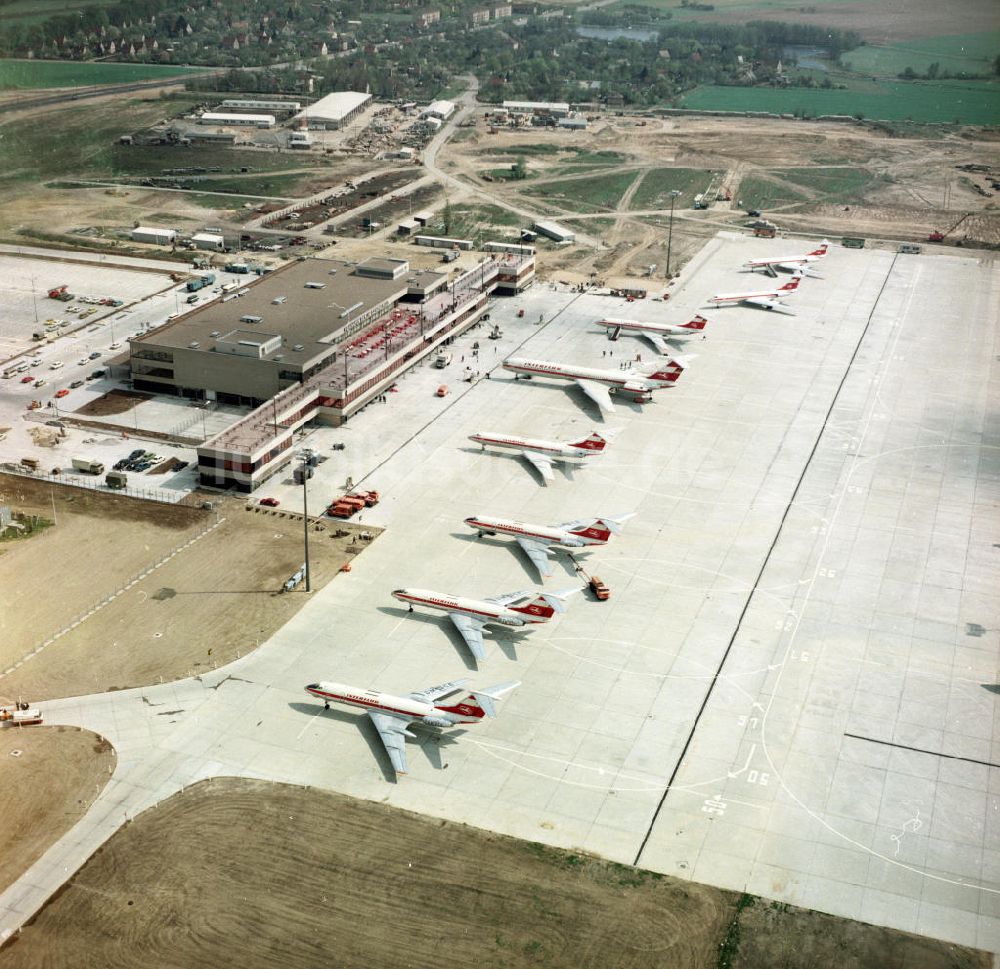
[2,236,997,952]
[0,253,175,361]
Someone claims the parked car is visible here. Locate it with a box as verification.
[77,358,88,366]
[54,388,69,399]
[88,351,101,360]
[70,380,84,388]
[259,497,280,507]
[20,375,34,384]
[49,361,64,370]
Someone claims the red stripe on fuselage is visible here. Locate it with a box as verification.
[395,591,506,620]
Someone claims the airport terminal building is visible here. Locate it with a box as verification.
[128,251,535,490]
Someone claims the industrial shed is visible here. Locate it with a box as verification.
[293,92,372,130]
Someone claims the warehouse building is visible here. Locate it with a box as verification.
[127,251,535,490]
[131,226,177,245]
[533,219,576,242]
[502,100,570,118]
[199,112,276,128]
[422,99,455,121]
[191,232,225,251]
[292,91,372,130]
[219,99,302,114]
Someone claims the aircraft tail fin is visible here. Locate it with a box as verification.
[510,587,579,619]
[640,353,694,382]
[568,512,635,541]
[679,314,709,330]
[464,681,521,718]
[568,431,608,452]
[779,271,804,292]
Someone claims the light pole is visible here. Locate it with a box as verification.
[294,449,318,592]
[665,189,681,280]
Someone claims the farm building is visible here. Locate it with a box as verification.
[199,112,276,128]
[131,226,177,245]
[293,92,372,130]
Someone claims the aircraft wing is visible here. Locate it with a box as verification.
[408,679,468,703]
[743,296,796,315]
[779,262,823,279]
[516,537,555,577]
[367,710,413,775]
[644,332,672,355]
[448,612,488,661]
[523,450,555,481]
[574,378,616,414]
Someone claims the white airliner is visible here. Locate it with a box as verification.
[469,429,608,482]
[304,678,519,775]
[706,270,804,314]
[597,315,709,354]
[503,356,692,414]
[391,587,578,660]
[463,512,634,577]
[744,240,829,277]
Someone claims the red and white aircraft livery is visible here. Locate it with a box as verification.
[464,512,635,578]
[706,270,804,315]
[597,315,709,355]
[503,356,692,414]
[391,587,578,660]
[744,240,828,278]
[469,429,608,482]
[305,678,519,775]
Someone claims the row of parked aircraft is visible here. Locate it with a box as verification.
[305,239,829,775]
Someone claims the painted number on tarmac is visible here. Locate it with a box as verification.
[746,770,770,786]
[702,795,727,816]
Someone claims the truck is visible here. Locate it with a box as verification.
[72,458,105,475]
[20,457,40,471]
[434,352,452,368]
[186,273,216,293]
[105,470,128,489]
[693,194,709,210]
[225,262,250,274]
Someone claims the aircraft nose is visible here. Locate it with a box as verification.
[392,589,406,597]
[305,683,320,692]
[463,516,477,525]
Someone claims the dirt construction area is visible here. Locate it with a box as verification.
[0,726,116,895]
[0,474,378,701]
[0,777,988,969]
[443,116,1000,285]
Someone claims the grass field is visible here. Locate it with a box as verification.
[628,167,715,210]
[0,60,209,90]
[0,0,118,27]
[778,166,889,201]
[523,170,637,211]
[736,174,809,209]
[679,79,1000,124]
[421,202,526,244]
[0,97,204,185]
[841,31,1000,76]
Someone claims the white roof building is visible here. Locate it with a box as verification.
[199,112,276,127]
[191,233,225,251]
[131,226,177,245]
[293,91,372,129]
[422,99,455,120]
[503,100,570,117]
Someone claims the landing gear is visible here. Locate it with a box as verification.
[408,604,414,613]
[324,701,330,710]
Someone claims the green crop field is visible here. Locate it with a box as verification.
[628,168,715,210]
[523,171,637,211]
[0,59,210,90]
[422,202,527,245]
[841,32,1000,76]
[679,79,1000,124]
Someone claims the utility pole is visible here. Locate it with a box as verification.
[665,189,681,279]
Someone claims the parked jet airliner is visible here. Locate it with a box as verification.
[304,678,519,775]
[469,429,608,481]
[597,315,709,354]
